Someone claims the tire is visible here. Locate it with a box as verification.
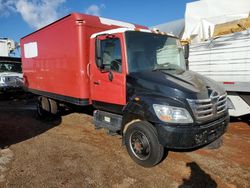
[124,121,164,167]
[36,97,57,119]
[36,97,48,119]
[48,99,58,115]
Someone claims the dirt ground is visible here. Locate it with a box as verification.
[0,94,249,188]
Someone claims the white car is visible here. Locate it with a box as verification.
[0,57,23,91]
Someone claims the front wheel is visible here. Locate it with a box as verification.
[124,121,164,167]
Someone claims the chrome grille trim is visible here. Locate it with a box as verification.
[187,93,227,121]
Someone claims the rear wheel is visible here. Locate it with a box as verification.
[48,98,58,115]
[124,121,164,167]
[36,97,58,119]
[36,96,48,118]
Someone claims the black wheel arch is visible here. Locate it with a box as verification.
[121,100,148,136]
[121,99,160,145]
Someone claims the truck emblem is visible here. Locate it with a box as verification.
[210,89,219,99]
[209,89,219,115]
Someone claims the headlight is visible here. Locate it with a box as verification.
[153,104,193,124]
[0,77,5,83]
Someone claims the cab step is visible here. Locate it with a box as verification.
[93,110,122,133]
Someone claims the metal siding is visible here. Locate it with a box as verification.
[189,29,250,92]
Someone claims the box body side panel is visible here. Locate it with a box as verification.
[21,15,96,100]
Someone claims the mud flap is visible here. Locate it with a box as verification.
[204,137,223,149]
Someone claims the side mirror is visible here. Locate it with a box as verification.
[183,43,189,70]
[96,38,102,68]
[183,43,189,60]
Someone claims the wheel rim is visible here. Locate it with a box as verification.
[129,130,151,160]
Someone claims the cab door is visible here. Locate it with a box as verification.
[90,34,126,108]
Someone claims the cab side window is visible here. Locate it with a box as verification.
[100,38,122,73]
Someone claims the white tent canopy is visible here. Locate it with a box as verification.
[151,19,185,38]
[183,0,250,43]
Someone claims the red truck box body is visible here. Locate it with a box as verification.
[21,13,146,105]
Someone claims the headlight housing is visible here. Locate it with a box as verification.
[0,76,5,84]
[153,104,193,124]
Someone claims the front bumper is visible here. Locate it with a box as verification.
[0,86,23,91]
[155,114,229,149]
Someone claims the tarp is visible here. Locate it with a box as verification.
[0,39,15,57]
[151,19,185,38]
[183,0,250,43]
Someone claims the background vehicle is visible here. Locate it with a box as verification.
[0,38,23,92]
[21,13,229,167]
[0,56,23,91]
[189,29,250,117]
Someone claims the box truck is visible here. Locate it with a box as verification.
[21,13,229,167]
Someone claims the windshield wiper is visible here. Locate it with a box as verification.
[152,62,170,71]
[153,62,179,71]
[153,67,177,71]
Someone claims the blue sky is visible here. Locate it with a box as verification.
[0,0,195,44]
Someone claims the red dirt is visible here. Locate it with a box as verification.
[0,98,249,188]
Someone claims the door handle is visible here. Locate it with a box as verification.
[94,81,100,85]
[87,63,90,77]
[108,71,113,81]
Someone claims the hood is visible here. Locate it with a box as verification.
[127,70,226,100]
[0,72,23,78]
[0,72,23,88]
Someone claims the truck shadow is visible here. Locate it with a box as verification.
[230,115,250,126]
[178,162,217,188]
[0,97,61,149]
[60,104,95,116]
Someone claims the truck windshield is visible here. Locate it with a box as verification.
[125,31,186,73]
[0,63,22,73]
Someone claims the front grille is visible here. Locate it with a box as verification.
[5,77,11,82]
[187,93,227,122]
